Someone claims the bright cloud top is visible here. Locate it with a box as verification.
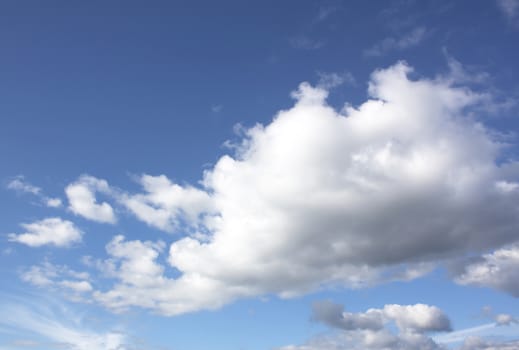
[65,175,117,224]
[8,218,82,247]
[21,62,519,315]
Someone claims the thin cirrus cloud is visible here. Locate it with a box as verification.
[65,175,117,224]
[34,61,519,316]
[7,176,62,208]
[364,27,427,56]
[8,217,82,247]
[0,296,126,350]
[497,0,519,23]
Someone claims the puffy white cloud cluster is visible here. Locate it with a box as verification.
[8,217,82,247]
[119,174,214,232]
[13,62,519,315]
[54,61,519,315]
[65,175,117,224]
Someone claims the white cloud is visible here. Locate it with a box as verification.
[7,175,63,208]
[280,302,450,350]
[119,174,214,232]
[495,314,518,326]
[21,260,92,297]
[46,197,63,208]
[452,243,519,297]
[364,27,427,56]
[42,62,519,315]
[0,297,126,350]
[8,218,82,247]
[65,175,116,224]
[7,176,41,195]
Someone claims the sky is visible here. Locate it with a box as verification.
[1,0,519,349]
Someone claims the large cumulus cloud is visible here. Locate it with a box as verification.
[65,62,519,314]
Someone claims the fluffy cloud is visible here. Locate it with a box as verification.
[8,217,82,247]
[281,302,450,350]
[37,62,519,315]
[7,175,62,208]
[312,301,451,333]
[65,175,116,224]
[452,244,519,297]
[119,174,214,232]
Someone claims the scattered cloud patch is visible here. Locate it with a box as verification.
[312,301,451,333]
[281,301,450,350]
[66,175,116,224]
[0,297,126,350]
[452,243,519,297]
[8,218,82,248]
[364,27,427,56]
[118,174,214,233]
[7,175,62,208]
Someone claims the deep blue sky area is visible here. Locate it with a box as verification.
[1,1,519,350]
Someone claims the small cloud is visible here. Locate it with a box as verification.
[8,217,82,248]
[289,36,324,50]
[65,175,117,224]
[314,5,336,23]
[495,313,518,326]
[7,176,41,195]
[211,104,223,113]
[497,0,519,24]
[45,197,63,208]
[6,175,63,208]
[364,27,427,57]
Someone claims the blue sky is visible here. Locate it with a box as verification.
[2,1,519,349]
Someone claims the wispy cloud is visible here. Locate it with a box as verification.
[6,176,62,208]
[497,0,519,24]
[316,71,355,89]
[0,295,126,350]
[289,36,324,50]
[364,27,427,56]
